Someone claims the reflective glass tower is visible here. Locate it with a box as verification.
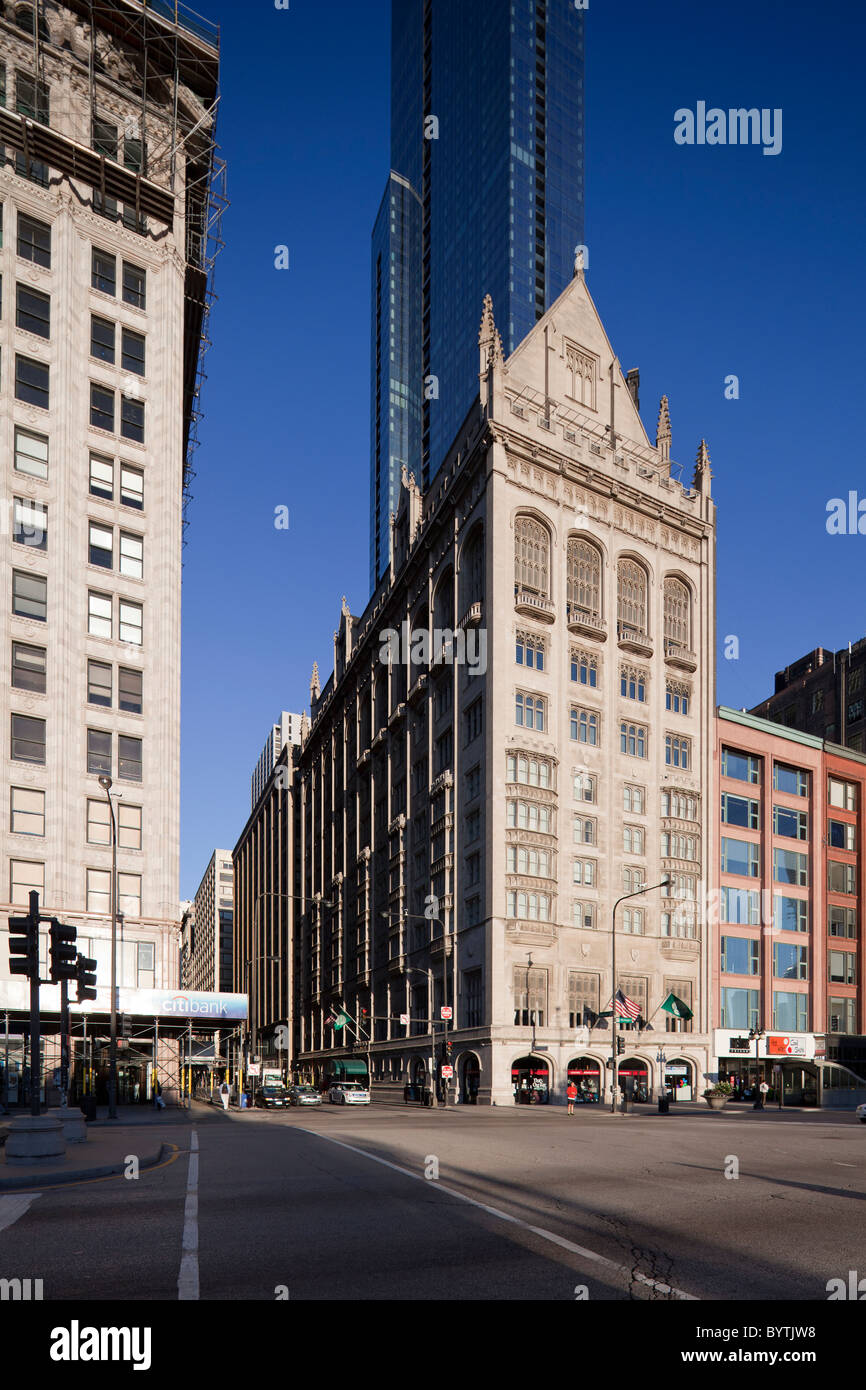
[370,0,586,589]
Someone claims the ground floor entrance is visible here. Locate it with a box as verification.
[512,1056,550,1104]
[719,1057,819,1106]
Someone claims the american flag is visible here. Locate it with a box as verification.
[613,988,641,1021]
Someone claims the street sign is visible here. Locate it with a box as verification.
[400,1013,409,1026]
[248,1063,261,1076]
[441,1065,453,1079]
[440,1006,452,1020]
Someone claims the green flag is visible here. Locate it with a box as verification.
[660,992,693,1021]
[332,1009,350,1031]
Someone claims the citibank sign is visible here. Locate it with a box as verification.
[148,990,248,1020]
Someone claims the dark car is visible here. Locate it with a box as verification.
[255,1083,291,1109]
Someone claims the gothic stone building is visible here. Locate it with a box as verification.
[296,266,716,1105]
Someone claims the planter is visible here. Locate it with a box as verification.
[705,1096,729,1111]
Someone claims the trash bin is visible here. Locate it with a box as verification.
[80,1096,97,1122]
[658,1095,670,1114]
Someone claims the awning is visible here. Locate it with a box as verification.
[334,1060,368,1075]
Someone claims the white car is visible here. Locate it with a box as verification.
[329,1082,371,1106]
[855,1103,866,1125]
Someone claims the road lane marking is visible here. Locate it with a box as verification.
[177,1129,199,1301]
[0,1193,41,1233]
[0,1143,182,1194]
[834,1162,857,1167]
[299,1128,697,1300]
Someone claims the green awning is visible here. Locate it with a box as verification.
[335,1060,368,1075]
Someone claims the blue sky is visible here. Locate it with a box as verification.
[180,0,866,895]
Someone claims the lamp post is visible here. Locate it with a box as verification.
[748,1026,766,1108]
[98,774,119,1120]
[610,878,669,1114]
[400,964,436,1107]
[655,1044,668,1103]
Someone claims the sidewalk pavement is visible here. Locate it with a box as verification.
[0,1105,205,1191]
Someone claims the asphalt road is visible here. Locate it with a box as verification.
[1,1100,863,1301]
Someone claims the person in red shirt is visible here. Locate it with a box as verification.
[567,1079,578,1115]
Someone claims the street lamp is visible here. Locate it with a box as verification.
[389,909,454,1103]
[98,774,119,1120]
[748,1026,766,1108]
[610,878,669,1114]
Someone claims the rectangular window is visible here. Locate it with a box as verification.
[10,859,44,906]
[89,522,113,569]
[570,707,598,744]
[623,785,644,814]
[122,262,146,309]
[119,600,143,646]
[774,942,808,980]
[506,892,550,923]
[773,763,808,796]
[119,532,143,580]
[90,315,115,362]
[513,966,547,1026]
[12,570,47,621]
[15,354,49,408]
[773,848,808,886]
[465,765,481,801]
[87,660,112,707]
[11,713,46,764]
[623,825,643,854]
[721,936,760,974]
[12,641,46,692]
[515,692,545,731]
[17,214,51,268]
[118,735,142,782]
[773,806,808,840]
[507,847,551,877]
[572,858,595,886]
[92,117,119,159]
[86,868,112,916]
[721,793,759,830]
[829,998,856,1034]
[507,754,551,788]
[620,722,647,758]
[828,860,856,895]
[14,428,49,479]
[120,395,145,443]
[571,903,596,932]
[828,951,856,986]
[92,248,116,295]
[90,383,115,432]
[622,908,644,935]
[665,735,691,769]
[86,798,111,846]
[665,685,690,715]
[721,836,760,877]
[573,815,595,845]
[828,778,857,811]
[829,819,856,852]
[88,591,113,639]
[87,729,112,776]
[462,969,483,1029]
[773,991,807,1032]
[120,464,144,509]
[568,971,600,1028]
[721,886,760,925]
[118,803,143,851]
[620,668,646,701]
[720,987,759,1030]
[572,652,598,686]
[13,498,47,551]
[121,328,146,376]
[16,283,50,337]
[118,873,142,917]
[11,786,45,836]
[89,454,114,500]
[828,905,857,939]
[462,698,482,746]
[721,748,760,783]
[119,667,143,715]
[773,895,808,933]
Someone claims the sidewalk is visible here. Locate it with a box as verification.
[0,1106,198,1191]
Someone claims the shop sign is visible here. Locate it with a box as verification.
[665,1065,689,1075]
[767,1035,807,1057]
[729,1036,752,1054]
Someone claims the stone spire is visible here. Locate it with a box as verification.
[693,439,713,492]
[478,293,504,370]
[573,245,586,278]
[310,661,320,702]
[656,395,671,463]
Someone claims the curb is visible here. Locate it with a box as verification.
[0,1140,175,1192]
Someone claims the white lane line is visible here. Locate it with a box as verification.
[177,1129,199,1301]
[834,1162,857,1167]
[299,1128,697,1301]
[0,1193,41,1233]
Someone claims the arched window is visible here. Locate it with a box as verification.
[15,5,50,41]
[617,559,648,635]
[462,528,484,610]
[514,517,549,597]
[433,571,454,632]
[664,578,690,650]
[567,539,601,622]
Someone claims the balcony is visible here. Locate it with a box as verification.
[458,602,483,631]
[514,587,555,623]
[617,623,653,657]
[566,603,607,641]
[664,639,698,672]
[407,671,428,706]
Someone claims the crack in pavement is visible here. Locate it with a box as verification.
[600,1212,679,1300]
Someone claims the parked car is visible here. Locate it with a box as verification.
[855,1102,866,1124]
[328,1081,371,1105]
[289,1085,322,1107]
[255,1083,292,1109]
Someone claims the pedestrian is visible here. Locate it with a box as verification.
[566,1079,577,1115]
[219,1079,230,1112]
[759,1080,769,1109]
[154,1079,165,1110]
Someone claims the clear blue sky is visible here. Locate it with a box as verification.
[180,0,866,896]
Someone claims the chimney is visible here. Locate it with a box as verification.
[626,368,640,409]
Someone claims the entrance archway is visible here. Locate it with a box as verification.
[511,1055,550,1104]
[567,1056,601,1104]
[458,1052,481,1104]
[618,1057,649,1103]
[412,1056,428,1087]
[664,1057,694,1101]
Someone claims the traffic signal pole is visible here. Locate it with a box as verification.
[29,894,41,1118]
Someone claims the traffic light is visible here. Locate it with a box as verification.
[444,1039,452,1061]
[122,1013,132,1038]
[8,900,40,980]
[49,919,78,984]
[616,1036,625,1056]
[75,953,98,1004]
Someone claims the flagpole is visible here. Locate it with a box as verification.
[610,880,669,1114]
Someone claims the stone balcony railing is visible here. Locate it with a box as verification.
[566,603,607,641]
[617,622,653,657]
[514,587,555,623]
[664,639,698,672]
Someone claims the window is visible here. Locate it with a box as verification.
[720,987,759,1030]
[661,909,696,940]
[663,577,690,650]
[568,971,600,1027]
[721,793,759,830]
[507,847,552,877]
[87,729,112,776]
[620,665,646,701]
[11,641,46,693]
[119,533,143,580]
[571,650,598,686]
[122,262,147,310]
[11,786,45,836]
[773,806,808,840]
[572,903,597,932]
[11,711,45,763]
[90,315,115,362]
[663,978,694,1033]
[120,395,145,444]
[14,428,48,479]
[516,692,545,731]
[118,873,142,917]
[92,116,118,159]
[773,991,807,1032]
[86,798,111,846]
[617,559,648,636]
[623,785,645,814]
[120,464,144,509]
[574,772,596,803]
[463,699,482,746]
[92,248,116,295]
[507,754,551,788]
[623,825,644,854]
[721,887,760,925]
[12,498,47,551]
[570,707,598,745]
[666,682,690,715]
[119,667,143,715]
[507,892,550,923]
[89,522,113,568]
[661,831,698,860]
[828,906,857,939]
[89,454,114,500]
[774,942,808,980]
[829,820,856,852]
[774,895,808,933]
[513,966,547,1026]
[507,801,552,833]
[829,778,856,811]
[119,600,143,645]
[573,815,595,845]
[15,354,49,408]
[829,998,856,1034]
[86,868,111,916]
[16,283,50,337]
[88,592,112,639]
[12,570,47,621]
[773,848,808,886]
[621,865,644,893]
[573,858,595,886]
[664,874,697,900]
[10,859,44,906]
[665,735,690,769]
[516,632,545,669]
[622,908,644,935]
[828,951,855,986]
[122,328,146,375]
[620,722,647,758]
[828,860,856,895]
[87,660,112,707]
[465,765,482,801]
[462,970,483,1029]
[118,735,142,782]
[465,808,481,843]
[722,748,760,783]
[773,763,808,797]
[90,383,115,432]
[17,214,51,268]
[566,539,602,624]
[662,791,699,820]
[514,516,549,596]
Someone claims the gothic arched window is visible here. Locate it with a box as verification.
[515,517,550,597]
[567,539,602,622]
[664,578,691,650]
[617,559,648,635]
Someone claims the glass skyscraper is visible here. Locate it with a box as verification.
[370,0,586,589]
